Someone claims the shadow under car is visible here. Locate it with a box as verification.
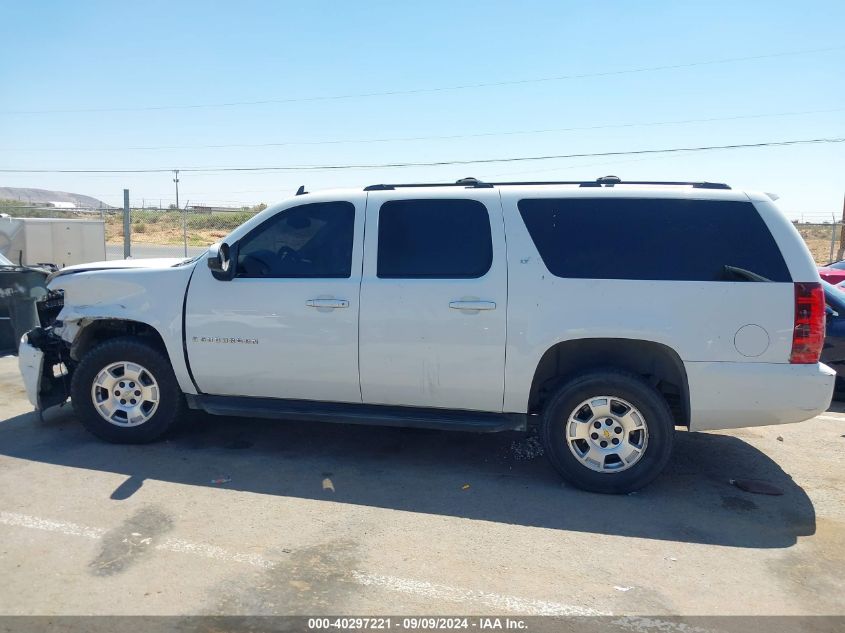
[0,406,815,549]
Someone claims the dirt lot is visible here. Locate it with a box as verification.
[0,355,843,623]
[796,224,840,264]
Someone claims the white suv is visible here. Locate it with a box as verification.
[18,177,835,493]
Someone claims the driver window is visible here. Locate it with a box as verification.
[236,201,355,278]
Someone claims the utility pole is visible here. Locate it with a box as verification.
[173,169,186,257]
[123,189,131,259]
[837,193,845,262]
[173,169,180,210]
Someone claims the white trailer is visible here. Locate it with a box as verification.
[0,217,106,268]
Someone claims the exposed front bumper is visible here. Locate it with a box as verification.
[18,334,45,408]
[17,329,70,410]
[686,360,836,431]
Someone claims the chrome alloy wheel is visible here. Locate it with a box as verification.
[90,361,160,427]
[565,396,649,473]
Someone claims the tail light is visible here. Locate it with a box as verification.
[790,282,825,364]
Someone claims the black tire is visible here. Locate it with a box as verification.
[541,370,674,494]
[70,337,185,443]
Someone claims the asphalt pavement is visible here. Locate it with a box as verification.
[0,355,843,620]
[105,243,206,260]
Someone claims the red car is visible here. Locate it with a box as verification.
[818,261,845,284]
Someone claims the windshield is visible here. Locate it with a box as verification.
[0,252,13,266]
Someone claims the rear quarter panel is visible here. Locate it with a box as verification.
[746,192,820,282]
[499,188,799,413]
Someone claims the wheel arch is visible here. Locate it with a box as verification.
[527,337,690,427]
[69,330,186,443]
[69,318,171,364]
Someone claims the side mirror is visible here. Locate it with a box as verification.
[207,242,235,280]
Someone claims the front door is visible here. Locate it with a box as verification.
[185,197,364,402]
[359,190,508,412]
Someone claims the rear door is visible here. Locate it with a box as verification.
[359,189,507,411]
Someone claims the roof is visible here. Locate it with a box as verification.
[285,176,764,204]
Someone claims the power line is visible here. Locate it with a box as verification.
[489,154,667,179]
[3,46,843,116]
[4,107,843,152]
[1,137,842,174]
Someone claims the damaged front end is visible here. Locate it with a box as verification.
[0,260,56,356]
[18,324,75,411]
[17,255,198,411]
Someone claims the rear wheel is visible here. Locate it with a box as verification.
[541,370,674,494]
[70,337,184,443]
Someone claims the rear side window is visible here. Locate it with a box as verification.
[518,198,791,282]
[377,199,493,278]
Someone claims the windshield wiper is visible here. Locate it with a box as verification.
[172,254,203,267]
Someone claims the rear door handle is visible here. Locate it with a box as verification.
[306,298,349,309]
[449,300,496,311]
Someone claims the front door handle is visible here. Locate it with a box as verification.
[306,298,349,309]
[449,300,496,311]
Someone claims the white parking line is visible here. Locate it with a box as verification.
[0,511,275,569]
[156,536,275,569]
[0,510,713,630]
[351,571,605,616]
[0,510,105,539]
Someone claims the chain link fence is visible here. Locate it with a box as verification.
[103,206,262,259]
[0,201,266,261]
[794,222,842,265]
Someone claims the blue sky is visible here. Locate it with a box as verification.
[1,0,843,219]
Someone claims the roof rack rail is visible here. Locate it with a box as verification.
[364,177,494,191]
[363,176,730,191]
[493,177,731,189]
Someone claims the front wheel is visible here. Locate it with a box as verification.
[541,370,674,494]
[70,337,184,443]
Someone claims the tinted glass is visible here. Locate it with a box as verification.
[236,201,354,278]
[828,261,845,270]
[377,199,493,278]
[518,198,791,282]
